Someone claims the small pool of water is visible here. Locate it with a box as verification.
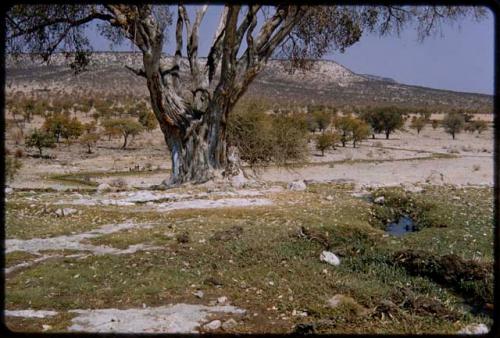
[386,215,417,237]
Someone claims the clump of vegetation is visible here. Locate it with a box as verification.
[369,188,445,231]
[24,129,56,157]
[393,250,493,306]
[138,109,158,132]
[43,113,83,144]
[227,106,308,166]
[442,112,465,139]
[431,119,439,130]
[465,120,488,134]
[102,118,144,149]
[315,132,339,156]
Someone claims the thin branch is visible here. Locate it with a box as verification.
[125,65,146,78]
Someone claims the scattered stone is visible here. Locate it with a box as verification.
[96,183,112,192]
[54,209,64,217]
[292,309,308,317]
[221,318,237,330]
[288,180,307,191]
[204,320,221,330]
[425,171,445,184]
[193,290,204,299]
[42,324,52,331]
[5,187,13,194]
[325,195,333,201]
[320,251,340,266]
[458,324,489,335]
[374,196,385,204]
[217,296,228,304]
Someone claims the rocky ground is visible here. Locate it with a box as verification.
[4,117,494,334]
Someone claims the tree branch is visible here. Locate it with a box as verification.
[125,65,146,78]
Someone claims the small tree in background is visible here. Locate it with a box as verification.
[370,107,406,139]
[25,129,56,157]
[61,117,84,144]
[312,110,332,132]
[315,132,339,156]
[102,118,144,149]
[443,112,465,139]
[333,115,354,147]
[350,119,371,148]
[472,120,488,134]
[80,133,100,154]
[410,116,426,135]
[431,119,439,130]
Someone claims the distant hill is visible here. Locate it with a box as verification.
[5,52,493,112]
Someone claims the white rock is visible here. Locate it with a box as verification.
[458,324,489,335]
[193,290,204,299]
[222,318,238,330]
[320,251,340,266]
[5,187,13,194]
[288,180,307,191]
[63,208,77,216]
[325,195,334,201]
[374,196,385,204]
[55,209,64,217]
[204,320,221,330]
[217,296,228,304]
[97,183,112,192]
[42,324,52,331]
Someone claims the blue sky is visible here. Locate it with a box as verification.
[86,6,494,95]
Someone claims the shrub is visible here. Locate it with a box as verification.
[227,109,308,166]
[43,113,83,143]
[315,132,339,156]
[443,112,465,139]
[431,119,439,130]
[25,129,56,157]
[472,120,488,134]
[138,109,158,132]
[101,118,144,149]
[271,114,309,165]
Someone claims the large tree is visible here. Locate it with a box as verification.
[5,4,486,184]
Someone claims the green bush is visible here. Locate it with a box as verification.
[227,108,308,166]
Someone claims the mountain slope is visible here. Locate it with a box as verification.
[5,52,493,111]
